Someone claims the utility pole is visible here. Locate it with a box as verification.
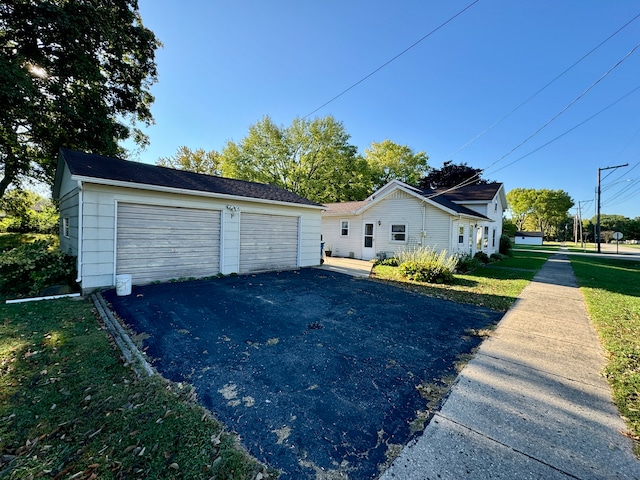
[597,163,628,253]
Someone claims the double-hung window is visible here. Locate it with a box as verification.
[458,226,464,244]
[390,224,407,242]
[340,220,350,236]
[63,217,70,238]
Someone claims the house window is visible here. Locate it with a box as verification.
[484,226,489,248]
[390,224,407,242]
[458,226,464,244]
[63,217,70,238]
[340,220,350,236]
[494,201,498,213]
[492,228,496,247]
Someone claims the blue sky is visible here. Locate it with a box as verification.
[130,0,640,219]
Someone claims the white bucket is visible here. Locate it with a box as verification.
[115,274,132,296]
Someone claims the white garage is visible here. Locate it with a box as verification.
[53,148,323,293]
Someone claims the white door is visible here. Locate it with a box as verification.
[239,213,299,273]
[362,222,375,260]
[116,203,221,285]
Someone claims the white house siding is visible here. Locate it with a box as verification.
[322,192,454,260]
[458,197,505,256]
[77,183,321,292]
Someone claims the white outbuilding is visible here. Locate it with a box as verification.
[53,148,323,293]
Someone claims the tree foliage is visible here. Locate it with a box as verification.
[218,115,369,203]
[0,188,57,233]
[0,0,160,198]
[418,161,487,190]
[364,140,429,191]
[159,118,431,204]
[506,188,574,239]
[157,146,222,175]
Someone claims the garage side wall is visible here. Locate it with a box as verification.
[79,184,321,292]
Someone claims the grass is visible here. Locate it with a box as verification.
[0,298,272,479]
[570,255,640,455]
[372,251,551,312]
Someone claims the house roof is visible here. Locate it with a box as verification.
[55,148,322,208]
[434,183,504,202]
[323,180,496,221]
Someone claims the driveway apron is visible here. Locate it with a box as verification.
[103,269,503,478]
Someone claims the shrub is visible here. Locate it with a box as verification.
[0,239,76,299]
[373,256,400,267]
[456,253,481,273]
[499,234,513,255]
[491,252,507,261]
[396,246,457,284]
[474,251,491,264]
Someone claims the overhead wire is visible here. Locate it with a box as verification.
[302,0,480,119]
[445,11,640,159]
[425,84,640,200]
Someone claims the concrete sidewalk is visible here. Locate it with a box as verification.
[381,253,640,479]
[317,255,373,278]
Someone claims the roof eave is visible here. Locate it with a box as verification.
[70,175,324,210]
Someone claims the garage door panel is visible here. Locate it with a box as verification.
[239,213,299,273]
[117,203,221,285]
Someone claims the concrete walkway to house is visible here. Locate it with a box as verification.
[318,255,373,278]
[381,252,640,479]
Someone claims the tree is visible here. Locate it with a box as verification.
[363,140,429,190]
[157,146,222,175]
[0,188,57,233]
[506,188,536,230]
[0,0,160,198]
[418,161,487,190]
[219,115,370,203]
[507,188,573,239]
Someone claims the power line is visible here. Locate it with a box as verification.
[302,0,480,119]
[486,86,640,175]
[480,42,640,175]
[445,11,640,159]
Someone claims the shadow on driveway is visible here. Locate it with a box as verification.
[103,269,502,479]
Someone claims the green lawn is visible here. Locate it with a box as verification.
[570,256,640,455]
[373,251,551,312]
[0,298,271,479]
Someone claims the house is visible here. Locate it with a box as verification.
[53,148,323,293]
[514,231,544,245]
[321,180,507,260]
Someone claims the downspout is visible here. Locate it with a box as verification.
[75,181,83,284]
[421,200,426,246]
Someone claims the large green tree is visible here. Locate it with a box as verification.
[0,0,160,198]
[218,115,370,203]
[507,188,574,238]
[364,140,429,191]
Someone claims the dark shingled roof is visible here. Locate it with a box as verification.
[60,148,322,207]
[434,183,503,202]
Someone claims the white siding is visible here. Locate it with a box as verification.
[58,188,79,257]
[322,191,454,260]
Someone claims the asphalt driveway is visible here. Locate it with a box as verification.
[103,268,502,478]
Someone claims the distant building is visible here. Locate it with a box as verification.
[514,231,544,246]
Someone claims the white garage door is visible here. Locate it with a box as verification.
[239,213,299,273]
[116,203,221,285]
